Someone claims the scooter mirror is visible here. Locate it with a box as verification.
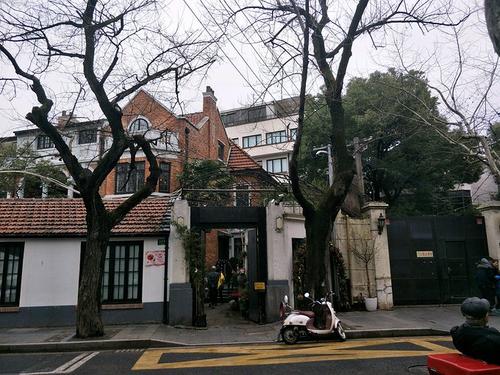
[284,295,288,304]
[304,292,310,298]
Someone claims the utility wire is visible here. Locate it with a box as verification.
[184,0,300,136]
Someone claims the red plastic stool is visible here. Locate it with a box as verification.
[427,353,500,375]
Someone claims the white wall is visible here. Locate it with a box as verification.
[19,238,80,307]
[141,237,166,303]
[9,236,165,308]
[225,116,297,167]
[266,203,306,302]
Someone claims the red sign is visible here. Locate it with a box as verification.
[145,251,165,266]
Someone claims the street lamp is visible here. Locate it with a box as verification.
[314,143,333,186]
[377,213,386,235]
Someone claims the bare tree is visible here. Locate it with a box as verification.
[222,0,468,296]
[486,0,500,55]
[0,0,215,337]
[351,238,377,299]
[394,27,500,199]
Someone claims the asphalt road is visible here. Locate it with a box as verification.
[0,336,456,374]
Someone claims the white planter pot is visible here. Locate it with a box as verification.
[365,297,378,311]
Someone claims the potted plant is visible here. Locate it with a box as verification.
[352,238,378,311]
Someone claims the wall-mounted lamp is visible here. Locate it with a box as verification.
[177,216,184,226]
[275,216,284,232]
[377,213,385,235]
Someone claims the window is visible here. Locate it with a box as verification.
[235,185,250,207]
[80,242,142,304]
[247,106,267,122]
[231,138,239,146]
[266,130,287,145]
[164,131,179,151]
[101,242,142,304]
[115,162,145,194]
[266,157,288,173]
[242,134,262,148]
[159,162,171,193]
[289,128,297,141]
[218,141,225,160]
[129,118,149,133]
[78,129,97,144]
[221,112,237,126]
[0,243,24,306]
[37,134,54,149]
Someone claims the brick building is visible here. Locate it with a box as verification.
[101,87,230,196]
[6,86,277,270]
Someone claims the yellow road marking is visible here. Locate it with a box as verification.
[132,336,455,370]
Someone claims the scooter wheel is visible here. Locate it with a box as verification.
[282,327,298,345]
[336,322,347,341]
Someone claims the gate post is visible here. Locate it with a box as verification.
[265,202,290,322]
[362,202,393,310]
[167,199,192,325]
[478,201,500,261]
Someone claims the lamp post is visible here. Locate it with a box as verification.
[313,143,333,186]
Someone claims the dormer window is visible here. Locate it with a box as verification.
[129,118,149,133]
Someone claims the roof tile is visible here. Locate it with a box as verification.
[0,197,172,237]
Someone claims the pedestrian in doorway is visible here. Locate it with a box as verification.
[475,257,496,309]
[217,267,225,303]
[451,297,500,365]
[493,259,500,315]
[207,266,219,308]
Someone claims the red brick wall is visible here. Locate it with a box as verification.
[100,88,231,196]
[205,229,219,268]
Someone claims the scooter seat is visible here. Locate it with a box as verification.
[297,310,315,318]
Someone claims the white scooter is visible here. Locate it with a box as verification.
[278,292,346,344]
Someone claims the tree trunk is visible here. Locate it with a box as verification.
[304,209,332,298]
[76,216,110,338]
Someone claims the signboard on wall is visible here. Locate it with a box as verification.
[145,250,165,266]
[416,250,434,258]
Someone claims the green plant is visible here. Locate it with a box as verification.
[173,222,206,326]
[329,243,351,311]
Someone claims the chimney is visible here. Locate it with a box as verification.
[57,110,73,128]
[202,86,217,114]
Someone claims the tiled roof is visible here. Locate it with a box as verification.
[227,142,262,170]
[0,197,172,238]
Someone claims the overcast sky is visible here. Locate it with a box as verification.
[0,0,497,138]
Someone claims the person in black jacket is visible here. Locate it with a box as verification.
[475,257,496,308]
[450,297,500,365]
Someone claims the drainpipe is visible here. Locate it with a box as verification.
[184,127,190,162]
[163,232,170,324]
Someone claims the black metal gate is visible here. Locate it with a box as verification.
[387,216,488,305]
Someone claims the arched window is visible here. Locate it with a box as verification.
[129,118,149,133]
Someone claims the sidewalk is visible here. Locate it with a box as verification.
[0,305,498,353]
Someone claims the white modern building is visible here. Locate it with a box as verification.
[221,97,299,176]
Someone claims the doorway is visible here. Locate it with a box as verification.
[191,206,267,325]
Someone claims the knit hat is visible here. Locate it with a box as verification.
[461,297,490,323]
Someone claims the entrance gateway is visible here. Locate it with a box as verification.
[166,203,269,325]
[387,216,489,305]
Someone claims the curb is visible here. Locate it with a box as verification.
[0,339,182,354]
[345,328,449,339]
[0,328,450,353]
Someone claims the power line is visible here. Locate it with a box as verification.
[183,0,298,133]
